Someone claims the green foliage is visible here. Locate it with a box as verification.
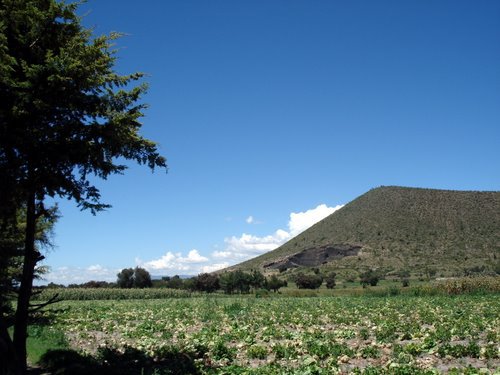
[31,287,191,300]
[116,267,152,288]
[360,269,380,287]
[361,345,380,359]
[219,270,265,294]
[265,275,286,292]
[193,273,220,293]
[325,272,337,289]
[26,325,69,364]
[0,0,167,212]
[247,345,267,359]
[295,272,323,289]
[212,340,236,361]
[160,275,185,289]
[1,0,167,368]
[31,294,500,373]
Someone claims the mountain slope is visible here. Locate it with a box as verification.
[231,186,500,277]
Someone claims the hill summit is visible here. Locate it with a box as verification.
[231,186,500,277]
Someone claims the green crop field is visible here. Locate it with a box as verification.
[37,294,499,374]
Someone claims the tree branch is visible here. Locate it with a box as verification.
[28,293,61,313]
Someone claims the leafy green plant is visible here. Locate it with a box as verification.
[361,345,380,358]
[211,340,235,361]
[247,345,268,359]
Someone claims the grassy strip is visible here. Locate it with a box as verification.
[9,325,70,365]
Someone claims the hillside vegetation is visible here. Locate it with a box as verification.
[231,186,500,278]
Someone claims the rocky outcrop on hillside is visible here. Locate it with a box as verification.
[264,244,361,270]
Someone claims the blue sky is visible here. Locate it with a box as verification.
[43,0,500,284]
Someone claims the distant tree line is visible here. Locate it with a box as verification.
[41,267,384,292]
[43,268,290,294]
[152,270,288,294]
[40,265,500,294]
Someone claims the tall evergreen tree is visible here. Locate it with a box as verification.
[0,0,166,371]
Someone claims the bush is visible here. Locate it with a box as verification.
[194,273,219,293]
[265,275,286,292]
[295,273,323,289]
[325,272,337,289]
[247,345,267,359]
[360,270,380,287]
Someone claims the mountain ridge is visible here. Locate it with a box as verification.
[228,186,500,277]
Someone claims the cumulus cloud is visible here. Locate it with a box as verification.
[43,203,344,284]
[288,204,344,236]
[141,249,209,273]
[202,262,230,273]
[212,203,343,262]
[41,264,118,285]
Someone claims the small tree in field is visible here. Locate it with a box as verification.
[133,267,152,288]
[117,268,134,288]
[360,270,380,288]
[0,0,167,370]
[194,273,220,293]
[266,275,286,292]
[325,272,337,289]
[117,267,152,288]
[295,273,323,289]
[219,272,236,294]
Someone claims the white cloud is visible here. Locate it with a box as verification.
[184,249,209,263]
[40,264,118,285]
[140,249,209,273]
[202,262,230,273]
[288,204,344,236]
[42,203,344,284]
[212,203,343,263]
[212,251,233,259]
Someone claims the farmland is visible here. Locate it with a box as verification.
[37,293,499,374]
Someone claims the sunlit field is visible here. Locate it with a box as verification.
[35,293,499,374]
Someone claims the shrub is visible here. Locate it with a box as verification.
[265,275,286,292]
[325,272,337,289]
[295,273,323,289]
[212,341,235,361]
[194,273,220,293]
[247,345,267,359]
[360,270,380,287]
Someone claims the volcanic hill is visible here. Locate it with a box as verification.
[231,186,500,277]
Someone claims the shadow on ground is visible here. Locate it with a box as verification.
[37,346,198,375]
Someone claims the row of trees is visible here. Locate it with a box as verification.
[113,268,288,294]
[0,0,167,372]
[48,268,381,292]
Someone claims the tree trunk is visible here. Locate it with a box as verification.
[0,316,20,375]
[12,191,37,374]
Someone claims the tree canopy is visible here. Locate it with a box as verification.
[0,0,166,371]
[117,267,153,289]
